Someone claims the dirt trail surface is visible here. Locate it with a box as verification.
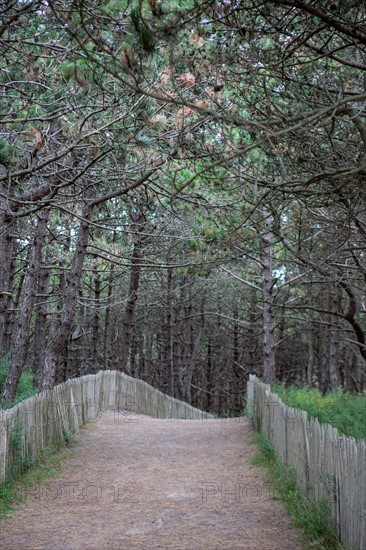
[1,413,302,550]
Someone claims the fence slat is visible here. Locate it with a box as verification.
[247,375,366,550]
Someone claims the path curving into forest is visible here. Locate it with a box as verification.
[1,413,302,550]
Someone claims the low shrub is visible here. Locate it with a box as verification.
[273,385,366,440]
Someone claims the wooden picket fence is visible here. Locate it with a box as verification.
[247,374,366,550]
[0,370,213,484]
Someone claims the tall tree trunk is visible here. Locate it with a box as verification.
[78,289,88,376]
[158,314,167,391]
[319,286,340,393]
[39,201,93,391]
[232,301,242,413]
[351,351,364,392]
[7,269,26,354]
[1,210,48,403]
[0,207,15,355]
[139,293,150,381]
[328,286,340,390]
[32,259,50,374]
[184,297,205,404]
[166,251,175,396]
[306,284,316,387]
[119,240,142,373]
[319,329,329,395]
[103,266,114,370]
[261,213,276,384]
[206,340,213,410]
[119,206,144,374]
[245,287,258,373]
[212,299,222,413]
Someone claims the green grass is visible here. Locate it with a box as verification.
[0,355,37,409]
[273,385,366,440]
[251,432,343,550]
[0,444,70,519]
[0,418,75,519]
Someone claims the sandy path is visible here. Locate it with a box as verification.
[1,413,302,550]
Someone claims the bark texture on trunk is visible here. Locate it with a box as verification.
[0,209,15,355]
[33,258,50,375]
[261,214,276,384]
[183,297,205,404]
[39,201,93,391]
[103,266,114,370]
[119,240,143,373]
[1,210,48,403]
[328,287,340,391]
[119,204,144,374]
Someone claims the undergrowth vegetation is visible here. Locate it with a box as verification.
[273,385,366,440]
[251,432,342,550]
[0,444,68,519]
[0,357,71,518]
[0,356,37,409]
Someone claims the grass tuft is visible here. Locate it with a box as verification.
[251,432,343,550]
[0,444,70,519]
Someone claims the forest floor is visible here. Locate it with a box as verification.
[1,413,303,550]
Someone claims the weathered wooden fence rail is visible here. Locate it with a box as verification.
[247,374,366,550]
[0,370,213,483]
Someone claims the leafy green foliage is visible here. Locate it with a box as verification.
[252,432,342,550]
[130,8,141,32]
[273,385,366,440]
[0,481,22,519]
[0,138,16,165]
[130,7,155,52]
[0,357,37,409]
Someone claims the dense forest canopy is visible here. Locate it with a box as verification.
[0,0,365,411]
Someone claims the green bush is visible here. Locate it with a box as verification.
[0,138,16,165]
[273,385,366,440]
[0,356,37,409]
